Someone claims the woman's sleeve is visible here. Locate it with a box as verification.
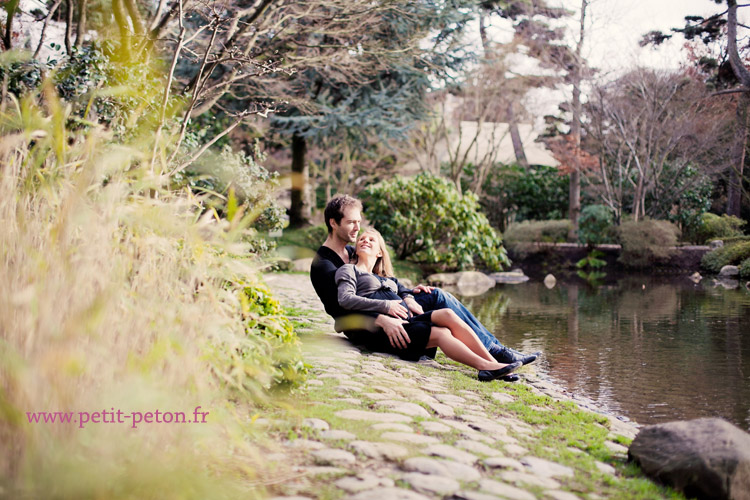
[335,265,390,314]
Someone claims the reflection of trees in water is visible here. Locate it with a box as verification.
[460,279,750,427]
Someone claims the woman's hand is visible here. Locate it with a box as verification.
[387,300,409,319]
[374,315,410,349]
[411,284,434,294]
[404,297,424,315]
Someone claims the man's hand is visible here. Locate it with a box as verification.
[375,315,410,349]
[411,284,434,294]
[387,300,409,319]
[403,297,424,315]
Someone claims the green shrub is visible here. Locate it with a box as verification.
[238,283,308,390]
[502,219,571,257]
[701,241,750,273]
[740,258,750,279]
[695,213,746,244]
[578,205,615,245]
[472,163,568,231]
[617,219,680,268]
[361,173,509,271]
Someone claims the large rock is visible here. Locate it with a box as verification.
[720,265,740,277]
[426,271,495,297]
[489,271,530,284]
[628,418,750,500]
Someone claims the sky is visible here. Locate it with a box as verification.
[570,0,730,73]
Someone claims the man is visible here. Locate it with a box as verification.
[309,194,538,365]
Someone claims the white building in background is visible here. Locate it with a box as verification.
[401,119,558,176]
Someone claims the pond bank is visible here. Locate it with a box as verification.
[509,243,710,279]
[256,272,681,500]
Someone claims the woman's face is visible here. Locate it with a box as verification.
[356,231,382,259]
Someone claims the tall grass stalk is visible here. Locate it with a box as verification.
[0,80,289,498]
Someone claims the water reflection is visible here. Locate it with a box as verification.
[459,277,750,429]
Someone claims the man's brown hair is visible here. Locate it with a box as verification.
[324,195,362,233]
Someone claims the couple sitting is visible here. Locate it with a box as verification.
[309,195,539,382]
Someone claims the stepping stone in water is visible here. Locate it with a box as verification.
[400,472,460,495]
[349,440,409,461]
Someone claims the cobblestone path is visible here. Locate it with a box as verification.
[260,273,644,500]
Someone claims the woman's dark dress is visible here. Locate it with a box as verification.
[335,264,433,361]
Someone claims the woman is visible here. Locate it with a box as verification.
[334,228,521,382]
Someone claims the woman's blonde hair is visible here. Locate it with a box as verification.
[355,228,394,278]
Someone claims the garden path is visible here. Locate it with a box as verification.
[260,272,648,500]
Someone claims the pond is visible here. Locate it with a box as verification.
[457,275,750,429]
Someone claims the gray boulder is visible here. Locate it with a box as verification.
[710,240,725,250]
[628,418,750,500]
[426,272,495,296]
[720,265,740,277]
[489,271,530,284]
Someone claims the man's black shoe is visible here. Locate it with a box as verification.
[490,346,540,366]
[500,374,520,382]
[478,361,523,382]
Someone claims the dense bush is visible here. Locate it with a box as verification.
[693,213,746,244]
[740,258,750,279]
[361,173,509,271]
[701,241,750,273]
[470,163,568,231]
[502,220,571,257]
[578,205,616,245]
[617,219,680,268]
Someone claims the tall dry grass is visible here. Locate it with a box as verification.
[0,81,286,498]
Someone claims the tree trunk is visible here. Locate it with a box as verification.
[507,102,528,168]
[64,0,74,54]
[567,0,588,242]
[3,0,19,50]
[289,133,312,228]
[75,0,87,47]
[727,92,749,216]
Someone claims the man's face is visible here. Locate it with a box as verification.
[331,207,361,244]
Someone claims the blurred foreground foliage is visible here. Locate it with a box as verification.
[0,50,303,499]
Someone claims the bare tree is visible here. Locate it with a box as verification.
[586,69,731,222]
